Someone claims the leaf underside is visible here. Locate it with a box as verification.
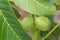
[14,0,57,16]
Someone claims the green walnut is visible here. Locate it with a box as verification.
[21,17,34,31]
[35,16,51,31]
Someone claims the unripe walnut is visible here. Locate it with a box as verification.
[35,16,51,31]
[21,17,34,31]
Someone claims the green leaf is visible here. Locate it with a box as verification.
[53,27,60,36]
[14,0,57,16]
[12,7,21,18]
[40,31,58,40]
[0,0,31,40]
[0,15,4,40]
[46,35,57,40]
[9,1,21,18]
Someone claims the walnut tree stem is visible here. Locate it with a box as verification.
[43,23,60,40]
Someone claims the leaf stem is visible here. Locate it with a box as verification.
[32,30,40,40]
[42,38,44,40]
[32,15,41,40]
[43,23,60,40]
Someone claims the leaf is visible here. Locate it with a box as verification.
[0,0,31,40]
[46,35,57,40]
[9,1,21,18]
[0,15,4,40]
[53,27,60,36]
[40,30,58,40]
[12,7,21,18]
[14,0,57,16]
